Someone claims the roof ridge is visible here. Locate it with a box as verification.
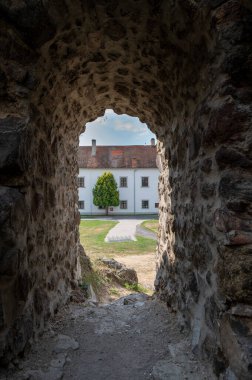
[78,145,157,169]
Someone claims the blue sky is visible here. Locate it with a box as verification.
[79,109,156,146]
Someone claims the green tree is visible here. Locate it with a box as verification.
[93,172,119,215]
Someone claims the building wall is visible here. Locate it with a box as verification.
[78,168,159,215]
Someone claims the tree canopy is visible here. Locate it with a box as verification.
[93,172,119,214]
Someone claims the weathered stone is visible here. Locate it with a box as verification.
[200,158,212,173]
[0,2,56,48]
[0,1,251,376]
[216,146,252,169]
[200,183,216,199]
[100,258,124,270]
[219,176,252,212]
[230,304,252,318]
[191,241,212,271]
[224,230,252,246]
[116,267,138,286]
[53,334,79,354]
[33,288,49,316]
[203,102,250,146]
[218,245,252,304]
[187,272,199,303]
[214,208,252,233]
[220,315,252,380]
[50,352,67,368]
[189,132,201,160]
[0,248,18,276]
[152,361,183,380]
[0,297,4,330]
[101,258,138,285]
[104,20,126,41]
[0,21,37,64]
[0,117,28,180]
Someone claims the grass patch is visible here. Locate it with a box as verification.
[141,220,159,234]
[79,220,157,261]
[124,282,149,294]
[79,220,156,300]
[81,266,109,298]
[109,287,121,296]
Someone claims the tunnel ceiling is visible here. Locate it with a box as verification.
[2,0,212,132]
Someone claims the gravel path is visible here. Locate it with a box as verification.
[5,295,216,380]
[136,225,157,240]
[105,219,146,242]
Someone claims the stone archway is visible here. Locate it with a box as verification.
[0,1,251,376]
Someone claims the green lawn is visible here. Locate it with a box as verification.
[79,220,157,261]
[141,220,159,234]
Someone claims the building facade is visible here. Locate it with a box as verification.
[78,140,159,215]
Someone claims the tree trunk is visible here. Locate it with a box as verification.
[106,206,109,216]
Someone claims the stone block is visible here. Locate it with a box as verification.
[33,288,49,317]
[230,304,252,318]
[214,209,252,233]
[200,158,212,173]
[203,102,250,146]
[189,132,201,160]
[220,314,252,380]
[0,248,18,277]
[0,117,28,180]
[224,230,252,245]
[0,297,4,330]
[216,147,252,169]
[0,2,56,48]
[218,245,252,304]
[219,175,252,215]
[104,20,126,41]
[0,186,26,230]
[200,183,216,199]
[0,20,37,64]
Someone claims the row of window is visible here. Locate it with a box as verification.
[78,200,159,210]
[78,176,150,188]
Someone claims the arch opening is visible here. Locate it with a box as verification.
[77,109,159,302]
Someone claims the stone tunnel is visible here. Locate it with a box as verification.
[0,0,251,378]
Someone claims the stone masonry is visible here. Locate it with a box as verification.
[0,1,251,378]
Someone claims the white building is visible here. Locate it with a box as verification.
[78,139,159,215]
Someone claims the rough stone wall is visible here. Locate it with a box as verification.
[0,9,82,362]
[0,0,251,377]
[156,2,252,378]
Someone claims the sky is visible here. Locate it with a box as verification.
[79,109,156,146]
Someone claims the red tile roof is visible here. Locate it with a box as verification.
[78,145,157,169]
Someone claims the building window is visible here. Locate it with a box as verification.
[155,203,159,208]
[120,200,128,209]
[141,177,149,187]
[142,200,149,209]
[78,201,85,209]
[78,177,85,187]
[120,177,127,187]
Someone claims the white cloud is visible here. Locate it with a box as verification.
[113,119,148,135]
[79,109,156,146]
[105,109,114,115]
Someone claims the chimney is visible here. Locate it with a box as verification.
[91,139,96,156]
[151,138,155,146]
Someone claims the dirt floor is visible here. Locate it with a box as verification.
[114,253,156,291]
[1,226,216,379]
[2,294,216,380]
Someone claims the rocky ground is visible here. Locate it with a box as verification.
[1,294,216,380]
[114,253,156,291]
